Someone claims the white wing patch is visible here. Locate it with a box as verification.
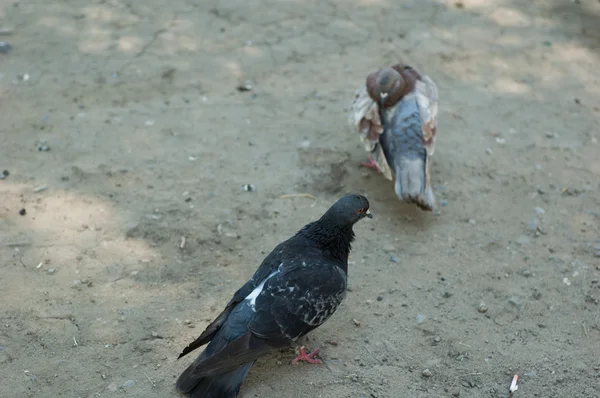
[245,269,279,311]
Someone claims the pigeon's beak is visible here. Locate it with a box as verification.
[379,92,388,107]
[365,209,373,219]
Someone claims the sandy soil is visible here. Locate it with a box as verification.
[1,0,600,397]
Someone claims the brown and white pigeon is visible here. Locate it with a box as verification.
[176,194,372,397]
[348,63,439,211]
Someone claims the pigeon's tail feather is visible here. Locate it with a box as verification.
[177,331,273,393]
[394,155,435,211]
[188,362,254,398]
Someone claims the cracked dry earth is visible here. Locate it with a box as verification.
[1,0,600,397]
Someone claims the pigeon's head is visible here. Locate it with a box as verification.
[368,67,405,107]
[326,194,373,226]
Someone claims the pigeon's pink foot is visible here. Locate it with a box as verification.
[291,346,322,365]
[360,156,382,173]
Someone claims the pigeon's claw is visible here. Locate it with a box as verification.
[360,156,382,173]
[291,346,322,365]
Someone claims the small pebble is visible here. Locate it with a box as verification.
[389,255,398,263]
[38,145,50,152]
[534,207,545,215]
[48,268,56,274]
[122,380,136,388]
[416,314,426,324]
[0,170,9,179]
[19,208,26,216]
[422,369,432,378]
[241,184,256,192]
[382,243,395,252]
[237,80,253,92]
[298,140,311,149]
[151,331,158,337]
[326,340,338,346]
[107,382,118,392]
[184,319,191,324]
[485,148,493,154]
[468,219,476,225]
[0,41,11,53]
[276,360,282,365]
[376,296,383,301]
[478,302,488,313]
[352,319,361,327]
[441,200,448,206]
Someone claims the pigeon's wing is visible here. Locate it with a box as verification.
[248,253,347,344]
[177,240,288,359]
[415,75,439,156]
[348,84,382,152]
[348,84,394,180]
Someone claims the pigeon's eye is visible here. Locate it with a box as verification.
[357,208,364,214]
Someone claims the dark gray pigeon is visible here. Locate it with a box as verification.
[176,194,372,397]
[348,63,439,211]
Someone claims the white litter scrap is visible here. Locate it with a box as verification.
[509,374,519,396]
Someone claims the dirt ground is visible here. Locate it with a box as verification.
[1,0,600,397]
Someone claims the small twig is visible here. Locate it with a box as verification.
[582,322,590,339]
[456,372,482,378]
[457,341,472,348]
[1,241,31,248]
[179,236,186,250]
[73,336,78,346]
[143,371,156,387]
[279,193,316,200]
[363,345,383,364]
